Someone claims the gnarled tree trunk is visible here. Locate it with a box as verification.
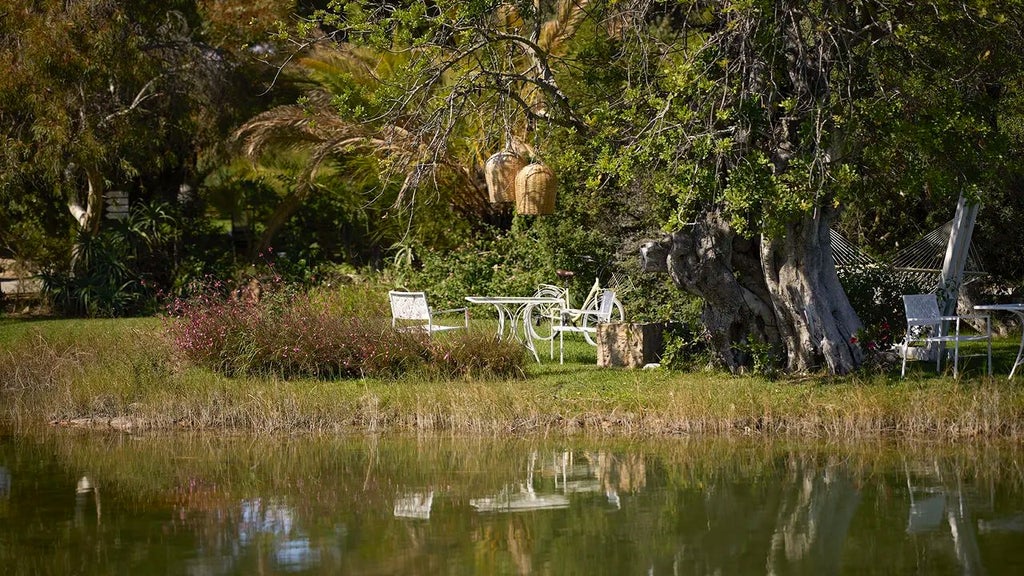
[760,209,862,374]
[659,210,781,370]
[639,1,869,375]
[643,208,863,374]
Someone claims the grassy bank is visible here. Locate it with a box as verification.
[2,317,1023,439]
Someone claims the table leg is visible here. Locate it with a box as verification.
[485,303,541,362]
[519,304,541,362]
[1010,311,1024,379]
[495,304,507,338]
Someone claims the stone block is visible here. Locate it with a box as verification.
[597,322,665,368]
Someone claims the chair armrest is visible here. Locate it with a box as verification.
[431,307,468,328]
[557,307,603,321]
[925,314,990,322]
[906,315,984,323]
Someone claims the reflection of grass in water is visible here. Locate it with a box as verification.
[23,429,1024,511]
[6,428,1024,575]
[35,431,562,507]
[3,318,1024,439]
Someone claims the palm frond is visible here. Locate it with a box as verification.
[540,0,592,55]
[234,41,494,224]
[296,44,409,94]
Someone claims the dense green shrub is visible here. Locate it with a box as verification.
[42,229,146,317]
[397,225,552,309]
[42,202,182,317]
[837,263,923,353]
[658,299,715,372]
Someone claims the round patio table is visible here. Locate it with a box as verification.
[465,296,564,362]
[974,303,1024,379]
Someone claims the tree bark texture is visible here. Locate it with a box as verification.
[67,165,105,235]
[664,211,780,371]
[68,165,106,272]
[760,210,862,374]
[643,208,863,374]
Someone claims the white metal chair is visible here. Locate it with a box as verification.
[551,289,619,364]
[388,291,468,336]
[900,294,991,378]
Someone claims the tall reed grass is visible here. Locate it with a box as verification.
[2,315,1024,439]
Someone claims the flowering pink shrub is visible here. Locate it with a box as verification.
[851,319,899,372]
[165,279,264,375]
[165,280,524,379]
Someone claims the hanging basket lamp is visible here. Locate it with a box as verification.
[514,162,557,215]
[484,150,527,204]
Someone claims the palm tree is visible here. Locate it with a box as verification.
[233,44,492,257]
[232,2,597,258]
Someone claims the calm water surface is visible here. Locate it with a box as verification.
[1,426,1022,575]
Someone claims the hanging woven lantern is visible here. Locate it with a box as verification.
[514,162,556,215]
[484,150,526,204]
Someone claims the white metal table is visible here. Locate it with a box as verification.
[974,303,1024,378]
[465,296,563,362]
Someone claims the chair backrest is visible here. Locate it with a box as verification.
[903,294,940,328]
[389,291,431,324]
[595,290,617,323]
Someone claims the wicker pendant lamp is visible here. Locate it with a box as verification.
[514,162,557,215]
[484,150,527,204]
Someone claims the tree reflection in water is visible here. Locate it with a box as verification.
[0,431,1022,575]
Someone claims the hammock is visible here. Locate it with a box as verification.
[829,229,879,268]
[887,220,986,288]
[830,222,987,289]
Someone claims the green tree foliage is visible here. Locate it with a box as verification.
[1,2,206,257]
[0,0,303,313]
[836,1,1024,271]
[287,0,1024,374]
[231,43,483,263]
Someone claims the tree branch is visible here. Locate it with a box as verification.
[99,75,164,127]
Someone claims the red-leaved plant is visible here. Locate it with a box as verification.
[165,279,524,379]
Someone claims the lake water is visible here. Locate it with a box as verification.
[1,427,1022,575]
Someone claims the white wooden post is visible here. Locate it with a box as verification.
[937,193,978,313]
[938,194,979,316]
[934,194,980,370]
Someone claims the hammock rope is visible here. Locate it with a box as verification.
[829,229,878,268]
[830,220,986,289]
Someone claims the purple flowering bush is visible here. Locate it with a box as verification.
[166,280,524,379]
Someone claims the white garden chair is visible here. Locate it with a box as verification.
[388,291,468,336]
[900,294,991,378]
[550,289,619,364]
